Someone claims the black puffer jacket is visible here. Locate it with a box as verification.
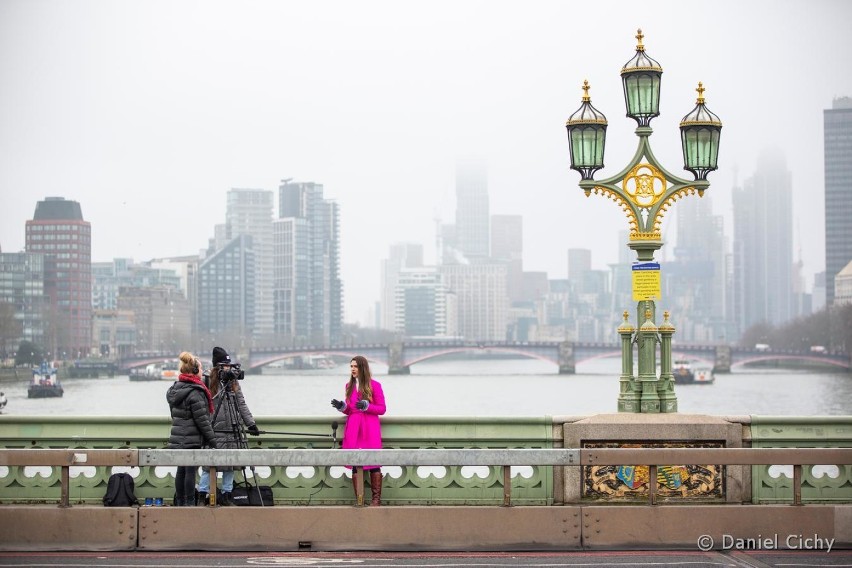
[208,386,255,471]
[166,381,217,449]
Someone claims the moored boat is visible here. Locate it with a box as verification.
[129,361,179,381]
[693,366,715,384]
[673,359,695,384]
[28,362,64,398]
[672,359,715,385]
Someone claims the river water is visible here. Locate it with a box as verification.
[3,357,851,418]
[6,359,852,417]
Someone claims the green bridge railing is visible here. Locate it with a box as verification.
[0,415,554,506]
[1,414,851,506]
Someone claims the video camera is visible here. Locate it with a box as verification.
[217,362,245,383]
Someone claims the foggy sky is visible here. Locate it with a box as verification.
[2,0,851,325]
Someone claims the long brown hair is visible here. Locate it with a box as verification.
[345,355,373,402]
[208,366,240,397]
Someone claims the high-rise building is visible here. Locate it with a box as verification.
[567,249,592,294]
[226,189,274,339]
[197,234,256,343]
[394,267,452,338]
[0,252,47,354]
[440,263,507,341]
[278,181,342,345]
[668,196,731,342]
[25,197,91,358]
[454,162,490,262]
[824,96,852,305]
[812,271,826,312]
[732,149,794,332]
[380,243,424,331]
[835,260,852,305]
[491,215,523,302]
[272,217,309,341]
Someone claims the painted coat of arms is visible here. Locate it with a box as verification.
[582,441,724,501]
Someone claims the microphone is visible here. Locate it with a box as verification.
[331,421,339,448]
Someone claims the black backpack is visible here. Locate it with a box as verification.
[103,472,139,506]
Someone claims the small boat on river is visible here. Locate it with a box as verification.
[28,362,64,398]
[673,359,694,384]
[673,359,715,385]
[692,366,715,384]
[129,361,180,381]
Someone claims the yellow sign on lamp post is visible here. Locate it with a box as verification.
[632,262,661,301]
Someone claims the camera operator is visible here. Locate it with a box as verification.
[196,346,259,506]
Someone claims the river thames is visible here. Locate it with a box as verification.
[3,357,851,417]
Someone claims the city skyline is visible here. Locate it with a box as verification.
[2,1,851,324]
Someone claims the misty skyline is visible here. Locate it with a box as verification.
[2,0,851,324]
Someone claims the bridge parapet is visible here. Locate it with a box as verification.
[1,414,851,507]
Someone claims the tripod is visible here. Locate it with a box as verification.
[207,372,265,506]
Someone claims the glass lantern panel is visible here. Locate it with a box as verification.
[624,73,660,116]
[571,127,604,168]
[684,127,720,168]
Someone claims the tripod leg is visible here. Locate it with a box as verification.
[210,466,218,506]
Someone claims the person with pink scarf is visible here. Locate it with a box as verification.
[331,355,387,506]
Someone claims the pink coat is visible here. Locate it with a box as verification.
[339,379,386,469]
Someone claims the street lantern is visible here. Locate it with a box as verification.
[565,30,723,414]
[680,82,723,183]
[621,29,662,127]
[566,80,608,181]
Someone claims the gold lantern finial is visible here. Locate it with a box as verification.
[696,82,706,104]
[582,79,591,102]
[635,28,645,51]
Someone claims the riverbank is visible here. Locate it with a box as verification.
[0,368,26,382]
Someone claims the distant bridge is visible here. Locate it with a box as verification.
[119,341,851,375]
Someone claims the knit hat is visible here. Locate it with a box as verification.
[212,346,231,366]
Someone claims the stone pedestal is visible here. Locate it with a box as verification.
[562,413,745,504]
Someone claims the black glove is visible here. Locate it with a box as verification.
[331,399,345,411]
[247,424,260,436]
[355,399,369,411]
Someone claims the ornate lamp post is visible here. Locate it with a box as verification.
[565,29,722,413]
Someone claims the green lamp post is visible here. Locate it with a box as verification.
[565,29,722,413]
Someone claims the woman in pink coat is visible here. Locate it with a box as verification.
[331,355,386,506]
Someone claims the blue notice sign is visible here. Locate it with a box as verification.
[632,262,661,271]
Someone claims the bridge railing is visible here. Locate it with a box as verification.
[3,447,851,508]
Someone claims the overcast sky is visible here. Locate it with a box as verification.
[2,0,851,325]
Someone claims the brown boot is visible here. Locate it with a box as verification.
[369,470,383,506]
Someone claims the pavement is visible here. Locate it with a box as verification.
[1,550,852,567]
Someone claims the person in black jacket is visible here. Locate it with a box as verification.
[166,351,217,506]
[195,346,259,506]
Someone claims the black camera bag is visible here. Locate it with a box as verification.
[231,482,273,506]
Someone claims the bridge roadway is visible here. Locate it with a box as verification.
[122,341,851,374]
[2,550,851,567]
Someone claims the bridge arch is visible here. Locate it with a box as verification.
[402,347,559,368]
[732,354,851,370]
[249,350,389,371]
